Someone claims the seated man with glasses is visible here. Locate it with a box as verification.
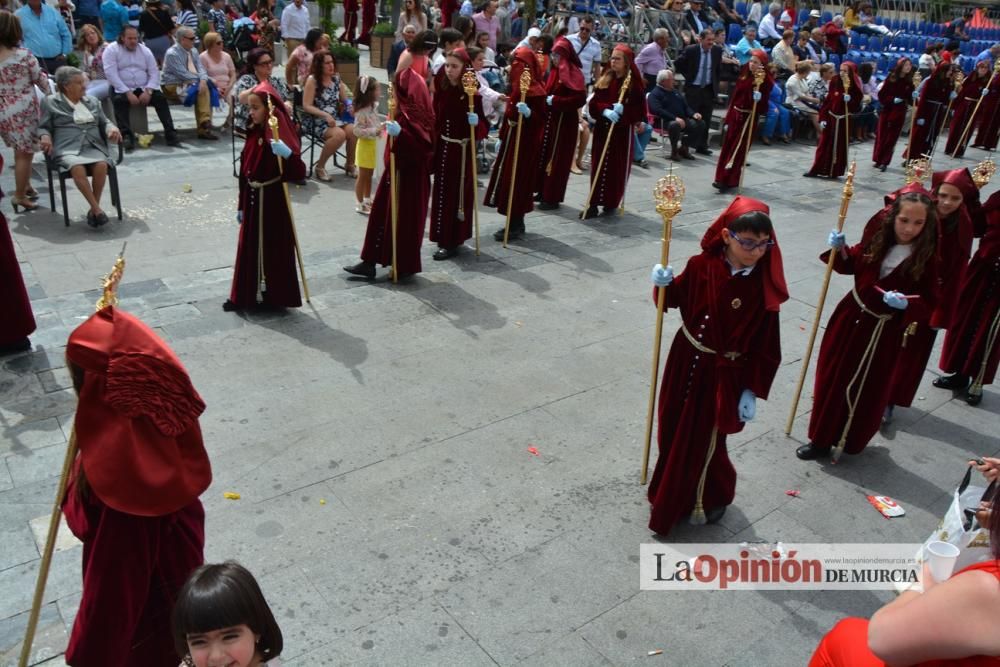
[161,26,218,140]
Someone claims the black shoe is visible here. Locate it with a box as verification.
[696,147,713,155]
[536,201,560,211]
[86,211,101,228]
[493,220,525,241]
[633,158,649,168]
[878,164,887,172]
[679,146,695,160]
[124,135,136,152]
[165,134,183,147]
[601,206,618,216]
[803,171,817,178]
[669,150,681,162]
[933,373,969,390]
[96,212,109,226]
[580,206,600,220]
[0,337,31,356]
[705,506,727,524]
[796,443,828,460]
[711,182,731,193]
[222,299,240,312]
[965,391,983,406]
[882,404,894,424]
[344,261,376,279]
[433,246,458,261]
[533,192,543,202]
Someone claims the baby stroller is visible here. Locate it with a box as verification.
[228,17,257,68]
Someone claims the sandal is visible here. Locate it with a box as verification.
[25,187,39,200]
[10,195,38,212]
[343,165,358,179]
[314,165,332,182]
[570,162,583,175]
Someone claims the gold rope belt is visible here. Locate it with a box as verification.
[681,323,742,360]
[249,175,282,189]
[442,135,470,217]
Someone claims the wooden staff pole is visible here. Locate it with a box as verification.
[462,70,481,256]
[904,71,926,161]
[736,68,767,194]
[580,71,632,219]
[267,96,310,301]
[502,70,532,248]
[388,83,399,282]
[784,162,857,436]
[951,59,1000,158]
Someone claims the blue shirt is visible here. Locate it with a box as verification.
[76,0,100,17]
[101,0,130,41]
[734,37,762,65]
[976,49,996,64]
[15,4,72,58]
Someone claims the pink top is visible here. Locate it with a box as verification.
[408,53,428,80]
[291,44,314,84]
[199,49,235,94]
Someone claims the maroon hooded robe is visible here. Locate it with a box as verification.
[713,50,774,189]
[939,190,1000,389]
[484,46,547,217]
[945,62,992,158]
[872,60,916,167]
[340,0,358,42]
[586,44,646,210]
[430,49,487,250]
[805,62,862,178]
[647,197,787,536]
[228,82,306,309]
[357,0,376,46]
[360,67,435,275]
[807,192,939,456]
[902,62,953,161]
[0,157,35,349]
[534,37,586,205]
[973,69,1000,150]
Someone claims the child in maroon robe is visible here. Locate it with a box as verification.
[0,156,35,355]
[429,48,487,260]
[804,61,862,179]
[902,62,954,161]
[225,81,306,311]
[339,0,358,43]
[798,189,939,461]
[936,189,1000,406]
[535,36,586,211]
[946,59,993,158]
[972,72,1000,151]
[647,197,787,535]
[345,67,435,280]
[63,305,212,666]
[582,44,646,218]
[886,168,978,416]
[872,58,916,171]
[712,49,773,194]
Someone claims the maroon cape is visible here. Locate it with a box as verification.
[586,68,646,209]
[229,118,306,309]
[63,470,205,667]
[484,47,547,217]
[534,38,586,205]
[806,67,862,178]
[340,0,358,42]
[430,70,487,249]
[357,0,375,45]
[940,191,1000,386]
[973,73,1000,150]
[945,70,991,157]
[903,63,952,160]
[714,67,774,188]
[0,211,35,347]
[872,72,914,166]
[808,238,937,454]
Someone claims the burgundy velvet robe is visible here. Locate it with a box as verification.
[806,78,862,178]
[586,75,646,209]
[647,253,781,536]
[439,0,456,27]
[63,471,205,667]
[940,192,1000,386]
[808,244,937,454]
[483,58,546,217]
[872,76,914,166]
[430,82,487,249]
[339,0,358,42]
[973,74,1000,150]
[361,117,434,274]
[229,127,306,309]
[889,209,974,406]
[0,209,35,346]
[714,74,773,188]
[903,75,950,160]
[534,79,586,205]
[945,73,990,157]
[357,0,375,45]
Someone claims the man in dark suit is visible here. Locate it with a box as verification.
[684,0,712,35]
[647,69,707,161]
[673,28,720,154]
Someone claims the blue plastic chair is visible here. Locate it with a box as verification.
[727,23,742,44]
[735,1,747,18]
[829,53,841,68]
[821,10,832,25]
[900,19,909,32]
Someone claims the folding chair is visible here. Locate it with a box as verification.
[46,135,123,228]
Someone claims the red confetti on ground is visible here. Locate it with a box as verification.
[785,489,801,497]
[527,446,540,456]
[799,325,806,331]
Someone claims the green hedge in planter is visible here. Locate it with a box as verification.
[329,41,360,62]
[372,22,394,37]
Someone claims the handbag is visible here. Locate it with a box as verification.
[916,466,995,573]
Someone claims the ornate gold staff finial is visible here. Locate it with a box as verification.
[973,158,997,189]
[461,69,478,98]
[905,155,932,185]
[754,67,766,88]
[461,69,482,256]
[653,171,685,221]
[95,242,127,311]
[911,71,922,88]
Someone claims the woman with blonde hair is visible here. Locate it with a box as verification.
[199,31,236,127]
[73,23,109,101]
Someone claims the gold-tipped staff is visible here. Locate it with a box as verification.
[640,170,685,485]
[903,70,925,161]
[462,70,481,256]
[784,162,856,437]
[387,83,399,282]
[928,70,960,159]
[19,246,126,667]
[502,70,532,248]
[835,71,852,175]
[951,58,1000,158]
[266,96,311,301]
[967,157,997,402]
[737,68,767,194]
[580,70,632,219]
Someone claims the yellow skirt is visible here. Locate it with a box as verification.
[355,137,376,170]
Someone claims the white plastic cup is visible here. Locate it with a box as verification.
[925,541,961,582]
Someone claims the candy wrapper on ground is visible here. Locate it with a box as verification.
[867,495,905,518]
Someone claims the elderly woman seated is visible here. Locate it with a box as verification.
[39,66,122,227]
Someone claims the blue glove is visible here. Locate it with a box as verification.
[912,90,919,100]
[820,120,828,129]
[467,112,479,126]
[546,94,554,106]
[982,88,989,97]
[828,229,846,249]
[516,101,531,117]
[612,102,624,115]
[950,91,958,100]
[752,91,762,102]
[270,139,291,158]
[893,97,903,104]
[385,120,401,137]
[602,108,621,123]
[738,389,756,422]
[916,117,926,126]
[843,93,852,102]
[651,263,674,287]
[236,210,242,224]
[883,290,908,310]
[494,138,502,152]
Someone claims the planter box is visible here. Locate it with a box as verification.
[369,33,393,69]
[338,59,359,94]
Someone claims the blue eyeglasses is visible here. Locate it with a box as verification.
[729,233,774,252]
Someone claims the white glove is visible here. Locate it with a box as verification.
[752,91,762,101]
[651,263,674,287]
[546,94,554,106]
[893,97,903,104]
[820,121,828,129]
[950,91,958,100]
[916,117,926,126]
[982,87,989,97]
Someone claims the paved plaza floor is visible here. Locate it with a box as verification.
[1,73,998,666]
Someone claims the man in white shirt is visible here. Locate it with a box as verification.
[566,16,601,87]
[104,25,180,150]
[430,28,463,75]
[281,0,311,53]
[757,2,782,48]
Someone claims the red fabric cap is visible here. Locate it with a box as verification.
[66,307,211,517]
[613,43,644,90]
[512,45,548,98]
[749,48,769,66]
[551,37,585,92]
[932,168,980,210]
[701,196,789,311]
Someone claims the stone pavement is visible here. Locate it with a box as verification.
[1,88,999,666]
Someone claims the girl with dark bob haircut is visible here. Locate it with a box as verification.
[172,561,283,666]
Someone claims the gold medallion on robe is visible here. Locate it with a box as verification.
[731,298,742,310]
